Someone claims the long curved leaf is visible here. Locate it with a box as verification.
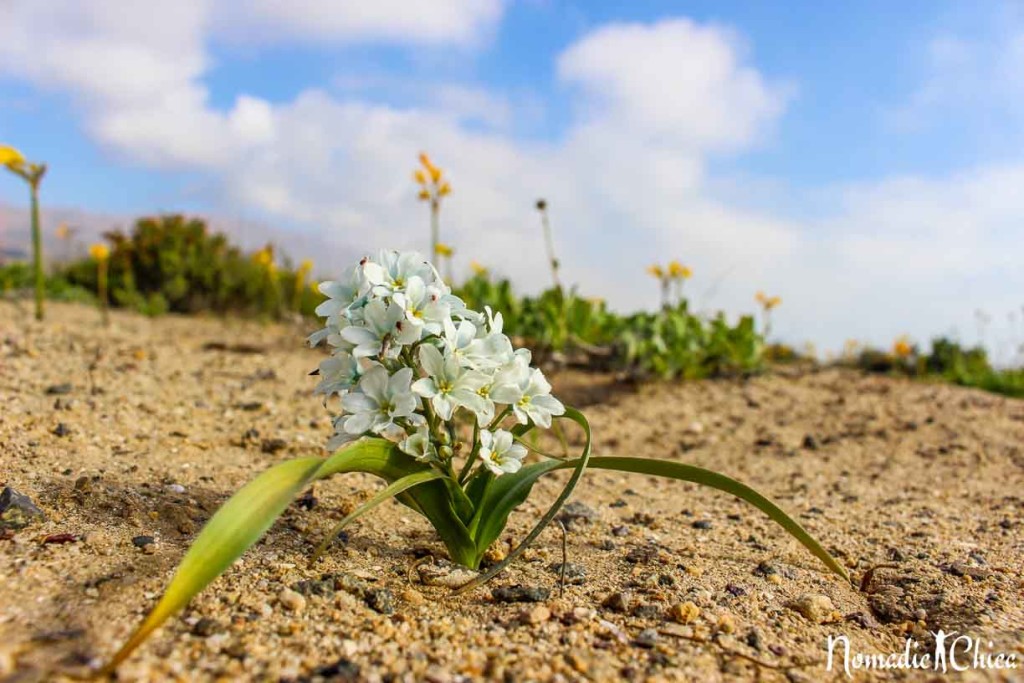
[310,469,444,563]
[453,407,592,594]
[99,456,324,674]
[555,456,850,583]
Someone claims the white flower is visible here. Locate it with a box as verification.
[442,318,512,371]
[363,250,437,297]
[399,426,437,462]
[479,429,527,476]
[314,350,368,398]
[315,265,368,324]
[340,299,419,359]
[490,366,565,428]
[411,344,489,421]
[340,366,420,440]
[394,276,451,338]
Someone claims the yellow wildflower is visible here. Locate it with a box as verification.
[668,260,692,279]
[892,335,913,359]
[435,242,454,257]
[413,169,427,185]
[646,264,665,279]
[0,144,25,169]
[469,260,487,276]
[438,181,451,196]
[253,246,274,268]
[89,243,110,261]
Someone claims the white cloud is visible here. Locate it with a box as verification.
[213,0,504,46]
[557,20,789,153]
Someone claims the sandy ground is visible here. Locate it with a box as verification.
[1,302,1022,682]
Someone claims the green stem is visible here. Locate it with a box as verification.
[98,259,109,326]
[457,420,481,483]
[538,206,560,289]
[430,199,440,262]
[29,177,44,321]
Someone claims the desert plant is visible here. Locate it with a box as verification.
[101,249,848,674]
[414,153,451,261]
[1,144,47,320]
[756,290,782,340]
[535,199,561,289]
[89,243,110,325]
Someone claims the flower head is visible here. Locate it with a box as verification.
[0,144,25,171]
[89,243,110,261]
[314,249,565,477]
[479,429,527,476]
[646,264,665,279]
[435,242,454,257]
[668,260,692,279]
[339,366,420,441]
[892,335,913,359]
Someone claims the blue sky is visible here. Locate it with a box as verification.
[2,1,1023,359]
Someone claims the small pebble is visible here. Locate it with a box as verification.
[278,588,306,613]
[191,618,220,637]
[402,589,425,606]
[0,487,45,529]
[633,628,659,648]
[668,601,700,624]
[492,584,550,603]
[364,588,395,615]
[522,605,551,625]
[601,591,632,613]
[785,594,835,624]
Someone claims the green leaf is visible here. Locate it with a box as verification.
[564,456,849,583]
[315,438,477,566]
[454,407,592,594]
[310,469,445,563]
[99,456,324,674]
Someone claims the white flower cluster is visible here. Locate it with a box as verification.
[310,250,563,476]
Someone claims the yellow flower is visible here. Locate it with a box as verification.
[469,260,487,276]
[56,223,71,240]
[417,189,431,201]
[755,291,768,305]
[766,296,781,310]
[646,264,665,279]
[429,165,443,183]
[298,259,313,274]
[435,242,454,257]
[253,246,274,268]
[0,144,25,169]
[892,335,913,359]
[413,169,427,185]
[438,181,451,196]
[668,260,692,279]
[418,152,434,171]
[89,243,110,261]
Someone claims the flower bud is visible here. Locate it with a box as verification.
[439,445,453,460]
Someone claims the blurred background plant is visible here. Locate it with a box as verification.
[57,214,320,319]
[1,144,48,320]
[415,152,451,262]
[89,242,110,326]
